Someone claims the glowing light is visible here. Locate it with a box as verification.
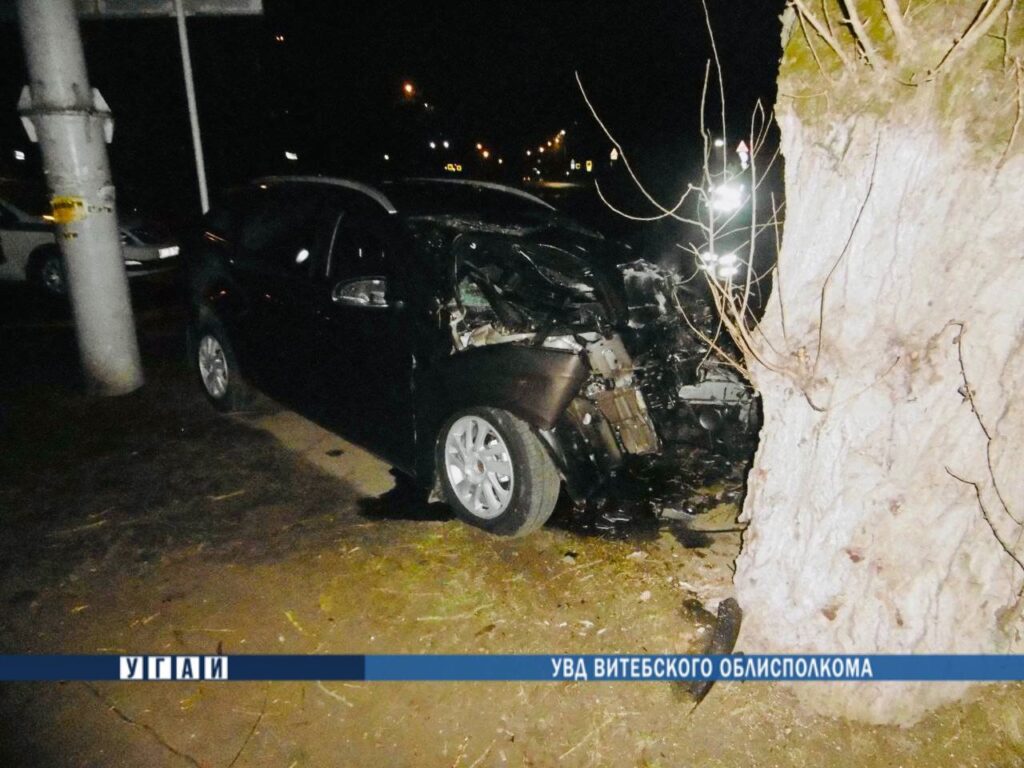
[274,34,285,42]
[717,264,739,279]
[560,129,566,136]
[383,154,390,161]
[526,149,532,156]
[476,143,483,150]
[538,146,545,153]
[13,150,25,161]
[498,158,503,164]
[442,140,450,149]
[284,151,298,161]
[429,141,437,149]
[403,82,415,96]
[714,138,725,148]
[699,251,717,265]
[710,183,743,213]
[482,150,490,159]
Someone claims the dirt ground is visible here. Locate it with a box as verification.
[1,285,1023,767]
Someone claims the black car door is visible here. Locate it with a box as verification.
[310,198,417,471]
[229,183,330,395]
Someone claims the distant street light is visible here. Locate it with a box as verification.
[475,142,483,150]
[497,158,503,164]
[383,153,390,161]
[526,149,532,156]
[429,141,437,149]
[403,81,415,97]
[560,129,567,136]
[442,140,450,149]
[284,151,298,161]
[482,150,490,159]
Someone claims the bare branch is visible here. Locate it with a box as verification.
[791,0,855,70]
[881,0,913,52]
[842,0,888,69]
[946,467,1024,574]
[575,72,686,220]
[949,321,1019,526]
[813,137,880,374]
[931,0,1013,78]
[998,57,1023,171]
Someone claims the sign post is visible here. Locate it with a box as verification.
[17,0,143,395]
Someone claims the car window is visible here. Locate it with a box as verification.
[328,224,388,281]
[238,185,324,277]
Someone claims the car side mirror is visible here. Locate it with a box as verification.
[331,277,390,309]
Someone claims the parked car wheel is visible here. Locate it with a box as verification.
[29,247,67,297]
[436,407,560,537]
[192,321,250,412]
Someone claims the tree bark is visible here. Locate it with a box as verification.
[733,5,1024,724]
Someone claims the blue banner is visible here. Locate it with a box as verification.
[4,654,1024,682]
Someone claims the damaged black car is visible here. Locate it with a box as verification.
[186,176,757,536]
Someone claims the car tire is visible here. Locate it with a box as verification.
[436,407,561,537]
[28,247,67,297]
[192,320,251,412]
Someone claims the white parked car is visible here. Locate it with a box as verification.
[0,198,180,296]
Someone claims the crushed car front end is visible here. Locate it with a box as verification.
[407,204,759,503]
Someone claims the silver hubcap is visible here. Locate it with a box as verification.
[41,258,65,294]
[444,415,514,519]
[198,334,229,399]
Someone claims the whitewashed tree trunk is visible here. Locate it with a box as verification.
[733,5,1024,724]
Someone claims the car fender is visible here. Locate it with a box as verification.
[415,344,589,485]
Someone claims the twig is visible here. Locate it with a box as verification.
[81,682,203,768]
[945,467,1024,573]
[842,0,888,69]
[558,714,615,761]
[949,322,1019,525]
[467,739,496,768]
[813,136,881,374]
[881,0,912,52]
[998,57,1023,171]
[316,680,355,708]
[226,688,268,768]
[930,0,1012,79]
[791,0,855,69]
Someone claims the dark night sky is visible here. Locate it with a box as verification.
[0,1,785,222]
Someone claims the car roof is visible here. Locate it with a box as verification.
[251,175,555,217]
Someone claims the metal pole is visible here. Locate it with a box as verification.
[174,0,210,213]
[17,0,143,396]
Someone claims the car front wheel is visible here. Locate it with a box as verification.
[436,407,561,537]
